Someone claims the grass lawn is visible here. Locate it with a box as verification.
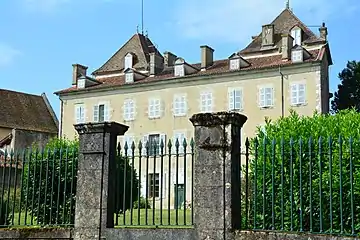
[115,209,193,228]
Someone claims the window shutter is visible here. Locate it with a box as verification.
[104,104,110,121]
[299,84,306,104]
[291,85,298,105]
[228,89,234,110]
[140,174,147,197]
[93,105,99,122]
[142,135,149,156]
[159,134,166,154]
[80,106,85,123]
[160,100,165,117]
[75,106,80,123]
[259,88,265,107]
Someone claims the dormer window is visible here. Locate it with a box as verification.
[77,78,85,89]
[291,27,302,46]
[125,72,134,83]
[125,53,133,69]
[174,58,185,77]
[230,59,240,70]
[292,50,303,63]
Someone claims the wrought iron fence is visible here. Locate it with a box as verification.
[114,138,194,227]
[0,147,77,227]
[241,136,360,236]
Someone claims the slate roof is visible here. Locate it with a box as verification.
[93,33,163,75]
[0,89,58,133]
[240,9,324,54]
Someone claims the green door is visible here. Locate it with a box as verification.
[174,184,184,209]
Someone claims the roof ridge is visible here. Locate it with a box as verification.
[0,88,41,98]
[285,9,318,38]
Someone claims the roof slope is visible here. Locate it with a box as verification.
[0,89,58,133]
[240,9,323,54]
[92,33,163,75]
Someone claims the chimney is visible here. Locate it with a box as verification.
[163,51,177,67]
[72,64,88,85]
[319,22,328,41]
[262,24,275,46]
[149,53,164,76]
[200,45,214,70]
[281,34,294,60]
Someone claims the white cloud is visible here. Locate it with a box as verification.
[173,0,358,43]
[0,43,21,68]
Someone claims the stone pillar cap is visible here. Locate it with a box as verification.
[190,111,247,127]
[74,121,129,135]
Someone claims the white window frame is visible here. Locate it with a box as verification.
[125,72,134,83]
[291,83,306,105]
[228,88,243,111]
[75,104,85,124]
[291,27,301,46]
[291,50,303,63]
[173,131,186,154]
[93,102,110,122]
[174,65,185,77]
[77,78,85,89]
[173,94,187,117]
[123,99,135,121]
[142,133,166,156]
[200,91,213,113]
[259,87,274,108]
[229,59,240,70]
[124,53,133,69]
[148,98,161,119]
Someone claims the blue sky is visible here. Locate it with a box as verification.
[0,0,359,118]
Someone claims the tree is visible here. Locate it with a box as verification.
[22,138,139,226]
[246,109,360,234]
[331,60,360,113]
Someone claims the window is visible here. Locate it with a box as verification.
[200,91,213,113]
[291,28,301,46]
[148,98,161,119]
[77,78,85,89]
[93,103,109,122]
[291,50,303,62]
[228,88,243,111]
[173,131,186,154]
[123,135,135,156]
[230,59,240,70]
[174,65,185,77]
[125,72,134,83]
[259,87,274,108]
[142,134,166,156]
[123,99,135,121]
[291,83,306,105]
[173,94,187,116]
[125,53,133,69]
[148,173,160,198]
[75,104,85,124]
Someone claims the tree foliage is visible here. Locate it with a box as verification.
[22,138,139,226]
[247,109,360,234]
[331,60,360,113]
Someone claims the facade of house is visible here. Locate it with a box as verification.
[55,8,332,209]
[0,89,59,152]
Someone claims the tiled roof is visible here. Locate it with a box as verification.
[240,9,324,54]
[55,47,326,95]
[0,89,58,133]
[92,33,163,75]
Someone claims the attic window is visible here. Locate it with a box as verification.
[291,50,303,63]
[125,53,133,69]
[125,72,134,83]
[230,59,240,70]
[175,65,185,77]
[77,78,85,89]
[291,27,302,46]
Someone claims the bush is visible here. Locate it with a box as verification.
[133,197,151,209]
[247,109,360,234]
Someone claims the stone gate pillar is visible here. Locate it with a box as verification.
[190,112,247,240]
[73,122,128,240]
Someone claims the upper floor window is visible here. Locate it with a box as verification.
[200,91,213,113]
[124,53,133,69]
[228,88,243,111]
[259,87,274,108]
[125,72,134,83]
[148,98,161,119]
[93,103,109,122]
[123,99,135,121]
[291,27,302,46]
[230,59,240,70]
[174,65,185,77]
[75,104,85,124]
[291,83,306,105]
[173,94,187,116]
[292,50,303,63]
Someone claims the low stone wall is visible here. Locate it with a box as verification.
[0,228,73,239]
[103,228,196,240]
[236,231,360,240]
